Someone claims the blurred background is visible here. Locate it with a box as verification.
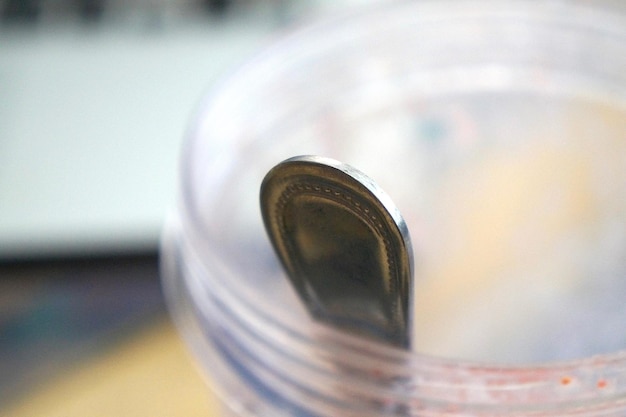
[3,0,626,415]
[0,0,377,415]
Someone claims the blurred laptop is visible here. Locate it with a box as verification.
[0,0,374,261]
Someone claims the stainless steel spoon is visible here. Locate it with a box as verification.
[260,155,413,349]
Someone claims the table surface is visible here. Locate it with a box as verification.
[4,318,219,417]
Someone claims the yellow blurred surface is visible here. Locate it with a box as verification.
[4,319,218,417]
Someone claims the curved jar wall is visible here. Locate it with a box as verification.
[162,2,626,416]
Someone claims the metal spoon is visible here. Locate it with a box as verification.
[260,155,413,349]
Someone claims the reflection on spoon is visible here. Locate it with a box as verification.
[260,155,413,349]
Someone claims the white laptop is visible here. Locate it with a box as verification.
[0,0,374,260]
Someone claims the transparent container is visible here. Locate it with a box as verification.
[161,1,626,415]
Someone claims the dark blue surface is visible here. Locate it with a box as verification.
[0,254,165,407]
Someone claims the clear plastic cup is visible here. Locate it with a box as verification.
[161,1,626,415]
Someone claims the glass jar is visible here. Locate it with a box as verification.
[161,1,626,415]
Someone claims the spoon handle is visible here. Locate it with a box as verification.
[260,155,413,349]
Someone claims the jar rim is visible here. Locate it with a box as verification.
[173,216,626,413]
[171,1,626,413]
